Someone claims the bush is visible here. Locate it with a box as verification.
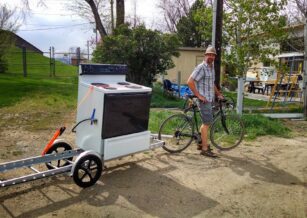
[93,24,181,86]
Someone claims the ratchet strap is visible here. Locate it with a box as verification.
[41,127,66,156]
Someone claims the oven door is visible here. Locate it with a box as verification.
[102,92,151,139]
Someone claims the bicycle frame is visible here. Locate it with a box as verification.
[184,98,229,139]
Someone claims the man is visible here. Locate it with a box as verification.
[187,46,223,158]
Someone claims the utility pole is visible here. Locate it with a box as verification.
[212,0,223,89]
[87,40,90,60]
[110,0,114,32]
[304,17,307,118]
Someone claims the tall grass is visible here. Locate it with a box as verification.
[242,114,291,139]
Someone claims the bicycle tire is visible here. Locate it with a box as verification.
[158,113,194,153]
[210,114,244,150]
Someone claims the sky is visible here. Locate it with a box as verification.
[2,0,163,54]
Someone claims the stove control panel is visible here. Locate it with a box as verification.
[80,64,127,75]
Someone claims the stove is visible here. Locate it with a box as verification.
[75,64,152,160]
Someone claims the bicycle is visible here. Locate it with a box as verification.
[158,95,245,153]
[183,95,236,112]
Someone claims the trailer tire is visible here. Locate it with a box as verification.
[45,142,73,170]
[73,154,102,188]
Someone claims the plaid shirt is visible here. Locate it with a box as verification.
[191,61,215,102]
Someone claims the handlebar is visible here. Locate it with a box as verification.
[185,94,227,103]
[184,95,228,114]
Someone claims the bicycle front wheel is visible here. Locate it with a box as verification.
[210,114,244,150]
[158,114,194,153]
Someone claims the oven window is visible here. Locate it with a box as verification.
[102,92,151,139]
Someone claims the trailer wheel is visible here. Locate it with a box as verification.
[72,154,102,188]
[45,142,73,170]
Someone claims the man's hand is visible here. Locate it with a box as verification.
[217,94,224,100]
[198,95,208,103]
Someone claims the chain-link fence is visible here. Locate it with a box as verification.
[0,45,92,77]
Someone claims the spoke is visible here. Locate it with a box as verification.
[89,166,98,171]
[80,170,87,180]
[87,172,93,180]
[81,164,94,180]
[88,160,93,169]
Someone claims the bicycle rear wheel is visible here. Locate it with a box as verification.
[158,114,194,153]
[210,114,244,150]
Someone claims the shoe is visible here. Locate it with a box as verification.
[200,149,218,158]
[197,144,212,151]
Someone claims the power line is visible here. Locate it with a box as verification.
[18,22,92,31]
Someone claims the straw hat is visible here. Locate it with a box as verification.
[205,46,217,55]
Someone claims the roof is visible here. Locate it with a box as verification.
[0,29,43,54]
[178,47,205,52]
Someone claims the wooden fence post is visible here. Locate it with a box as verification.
[52,46,55,77]
[49,47,52,77]
[76,47,81,66]
[22,47,27,77]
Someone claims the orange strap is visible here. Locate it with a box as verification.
[77,85,94,108]
[41,127,65,156]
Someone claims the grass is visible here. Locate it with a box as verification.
[0,74,77,108]
[150,84,185,108]
[149,109,292,140]
[241,114,291,140]
[6,47,78,77]
[226,91,303,113]
[0,47,78,131]
[0,48,294,139]
[0,73,78,131]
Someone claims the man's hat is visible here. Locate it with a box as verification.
[205,46,217,55]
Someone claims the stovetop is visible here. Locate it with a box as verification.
[91,82,143,90]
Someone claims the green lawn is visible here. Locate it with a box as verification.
[6,47,78,77]
[0,74,78,108]
[0,48,293,139]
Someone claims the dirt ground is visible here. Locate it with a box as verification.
[0,117,306,218]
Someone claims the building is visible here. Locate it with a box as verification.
[163,47,205,84]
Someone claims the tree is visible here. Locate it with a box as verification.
[93,24,181,86]
[19,0,124,39]
[66,0,108,38]
[157,0,192,32]
[223,0,288,76]
[176,0,212,47]
[66,0,127,38]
